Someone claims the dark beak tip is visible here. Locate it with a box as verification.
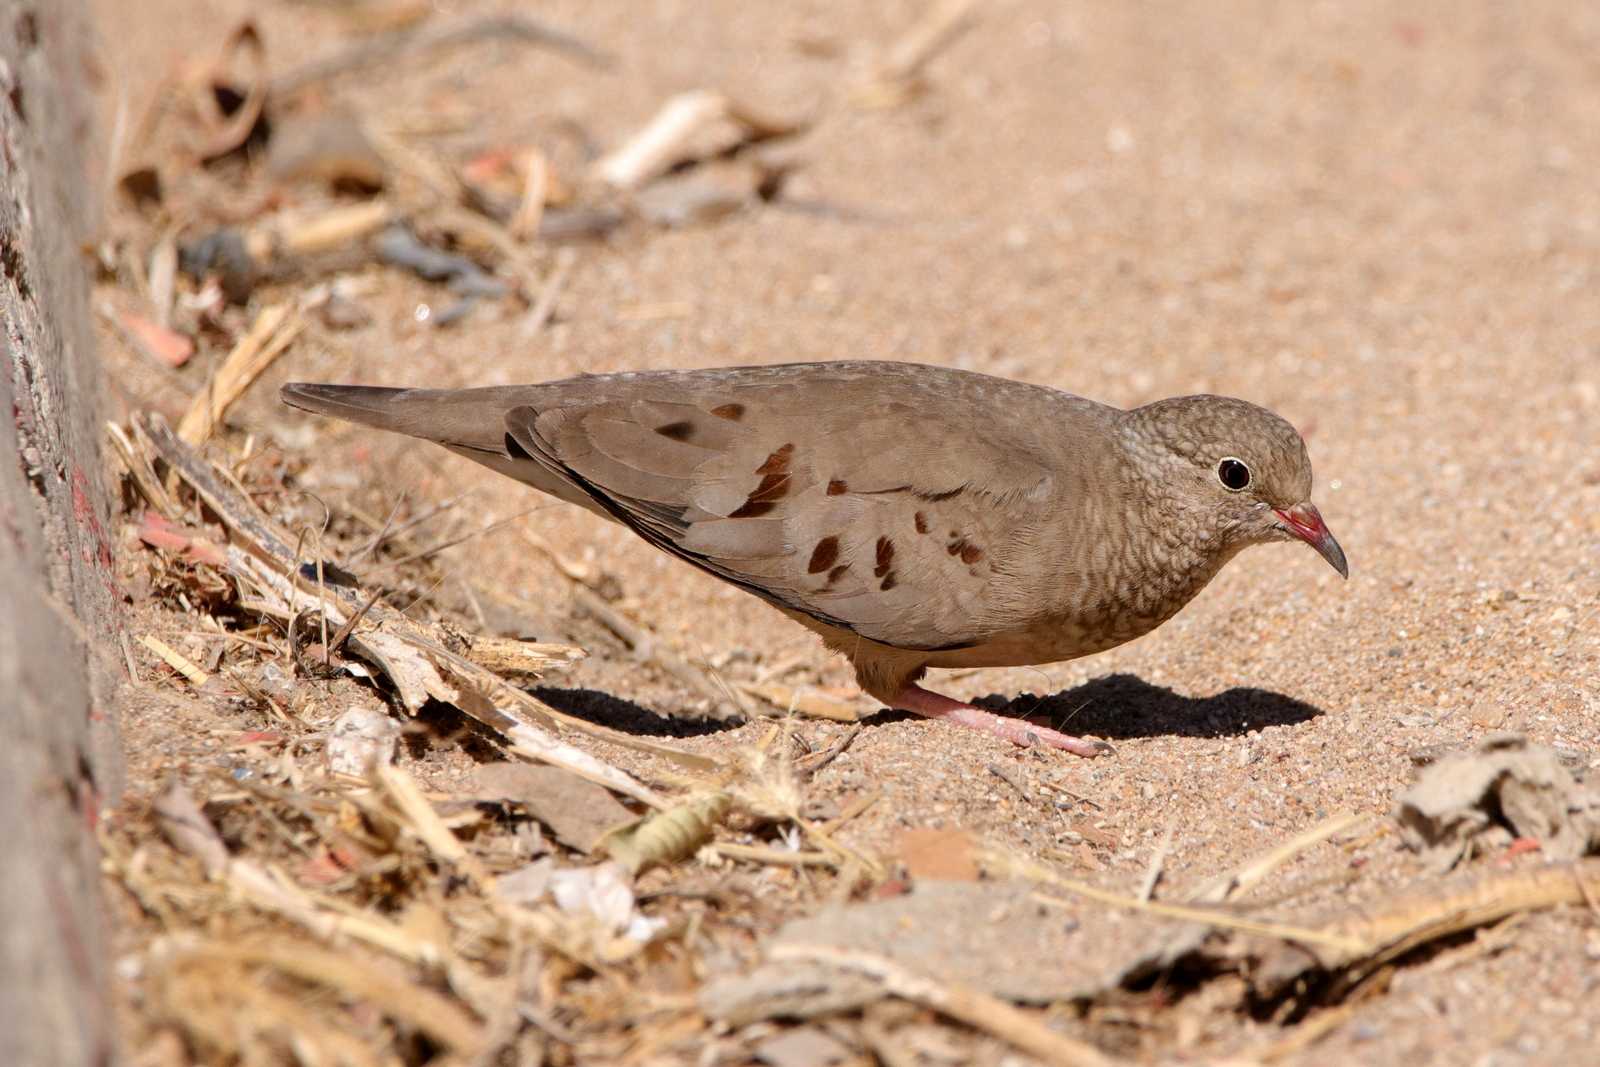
[1319,532,1350,580]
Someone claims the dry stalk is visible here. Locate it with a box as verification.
[147,782,450,967]
[991,849,1368,953]
[374,763,495,890]
[106,420,181,519]
[741,681,862,723]
[855,0,980,108]
[176,302,304,446]
[186,940,484,1056]
[511,147,550,241]
[1189,811,1370,905]
[769,944,1122,1067]
[1291,858,1600,975]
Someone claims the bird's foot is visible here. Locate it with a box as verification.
[887,683,1114,758]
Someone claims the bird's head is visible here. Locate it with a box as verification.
[1123,394,1348,578]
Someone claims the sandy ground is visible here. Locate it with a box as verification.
[90,1,1600,1064]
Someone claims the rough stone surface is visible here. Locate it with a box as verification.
[0,1,119,1063]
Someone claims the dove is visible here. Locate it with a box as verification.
[282,361,1346,756]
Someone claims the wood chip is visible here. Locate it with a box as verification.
[138,634,210,686]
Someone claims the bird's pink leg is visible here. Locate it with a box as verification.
[887,682,1115,758]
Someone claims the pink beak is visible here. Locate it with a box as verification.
[1273,503,1348,579]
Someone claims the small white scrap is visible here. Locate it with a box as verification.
[325,705,401,776]
[497,859,667,942]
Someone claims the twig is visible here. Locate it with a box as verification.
[879,0,979,83]
[351,489,476,560]
[713,843,838,867]
[986,761,1031,803]
[768,945,1122,1067]
[357,492,408,561]
[1138,821,1176,904]
[270,13,610,98]
[326,588,385,660]
[1251,1002,1360,1063]
[459,636,586,677]
[237,199,397,267]
[798,724,862,776]
[855,0,980,108]
[365,508,540,574]
[188,941,483,1057]
[1188,812,1369,905]
[818,789,879,835]
[510,148,549,242]
[593,90,804,190]
[520,246,577,337]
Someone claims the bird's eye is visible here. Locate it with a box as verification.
[1216,457,1251,492]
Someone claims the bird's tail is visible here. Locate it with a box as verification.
[281,383,411,429]
[280,382,522,453]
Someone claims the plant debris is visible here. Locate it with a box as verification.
[1395,733,1600,870]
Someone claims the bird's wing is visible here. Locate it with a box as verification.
[285,363,1116,650]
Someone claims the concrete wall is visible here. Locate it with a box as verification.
[0,1,120,1062]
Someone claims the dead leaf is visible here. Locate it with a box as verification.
[475,762,633,853]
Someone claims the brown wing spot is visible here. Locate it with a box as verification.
[807,536,840,574]
[960,542,984,565]
[827,479,848,496]
[879,571,897,591]
[914,511,929,534]
[755,443,794,475]
[947,537,967,557]
[874,536,895,578]
[729,443,794,517]
[828,564,851,585]
[711,402,745,421]
[654,420,695,442]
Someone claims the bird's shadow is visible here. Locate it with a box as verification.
[865,672,1325,742]
[532,686,741,739]
[530,674,1322,745]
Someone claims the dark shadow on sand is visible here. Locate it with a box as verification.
[862,672,1324,742]
[532,686,741,739]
